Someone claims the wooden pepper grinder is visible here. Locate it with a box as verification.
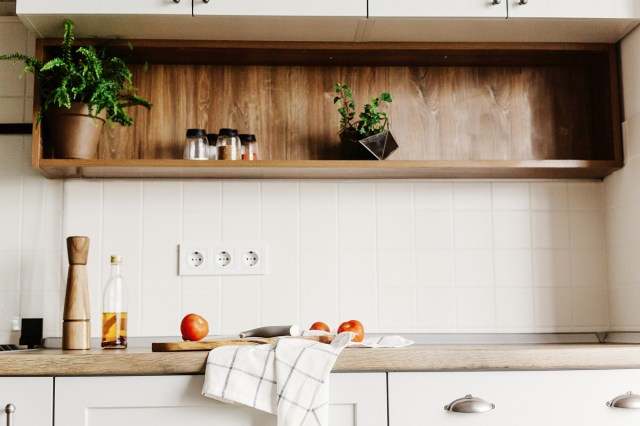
[63,236,91,350]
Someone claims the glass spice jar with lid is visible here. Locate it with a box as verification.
[216,128,241,160]
[240,134,259,160]
[183,128,208,160]
[206,133,218,160]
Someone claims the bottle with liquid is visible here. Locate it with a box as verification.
[101,255,128,349]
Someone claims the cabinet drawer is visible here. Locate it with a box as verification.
[389,370,640,426]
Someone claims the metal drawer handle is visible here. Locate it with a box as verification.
[607,391,640,409]
[444,394,495,413]
[5,404,15,426]
[519,0,528,4]
[173,0,180,3]
[492,0,501,4]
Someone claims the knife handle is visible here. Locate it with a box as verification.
[239,325,300,338]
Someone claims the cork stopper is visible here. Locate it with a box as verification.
[111,255,122,264]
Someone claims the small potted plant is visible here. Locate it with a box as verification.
[0,19,152,159]
[332,83,398,160]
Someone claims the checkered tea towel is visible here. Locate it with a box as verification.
[301,330,414,348]
[202,332,353,426]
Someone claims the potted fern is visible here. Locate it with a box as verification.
[0,19,151,159]
[332,83,398,160]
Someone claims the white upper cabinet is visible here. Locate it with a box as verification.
[364,0,640,42]
[508,0,640,19]
[16,0,191,16]
[368,0,507,19]
[194,0,365,17]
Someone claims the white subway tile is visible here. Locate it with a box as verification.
[416,249,454,288]
[300,182,336,211]
[0,292,20,331]
[222,181,260,212]
[569,211,605,249]
[142,209,181,249]
[453,182,491,210]
[0,251,20,292]
[260,248,299,286]
[609,285,640,330]
[492,182,530,210]
[338,182,375,211]
[376,183,413,210]
[144,181,182,213]
[571,249,607,288]
[299,287,339,332]
[0,175,21,209]
[454,211,492,248]
[626,112,640,160]
[455,249,493,287]
[531,211,570,248]
[494,249,532,287]
[0,136,24,174]
[456,288,496,331]
[221,206,260,241]
[181,276,220,293]
[414,182,453,210]
[416,287,456,331]
[262,181,299,212]
[300,210,336,249]
[0,97,25,123]
[140,290,180,336]
[19,291,43,318]
[572,287,608,328]
[183,211,221,242]
[300,248,338,286]
[415,210,453,248]
[605,201,640,247]
[141,249,180,291]
[534,287,573,330]
[495,288,535,330]
[339,288,378,331]
[103,181,142,251]
[532,249,571,287]
[0,207,20,251]
[377,248,415,287]
[260,209,298,249]
[339,210,376,249]
[42,290,61,338]
[260,280,298,327]
[183,181,221,214]
[377,210,413,249]
[338,249,376,288]
[607,243,640,287]
[530,182,568,211]
[63,180,102,246]
[378,288,417,331]
[220,276,261,335]
[493,211,531,248]
[568,182,603,211]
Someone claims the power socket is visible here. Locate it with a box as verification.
[178,243,267,276]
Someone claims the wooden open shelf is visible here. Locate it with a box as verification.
[36,159,620,180]
[32,40,624,180]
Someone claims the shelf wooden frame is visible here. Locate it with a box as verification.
[31,40,624,180]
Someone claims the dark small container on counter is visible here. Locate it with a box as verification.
[240,134,259,160]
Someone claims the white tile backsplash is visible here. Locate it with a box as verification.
[0,17,619,338]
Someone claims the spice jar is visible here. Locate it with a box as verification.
[216,128,241,160]
[240,134,259,160]
[183,128,208,160]
[206,133,218,160]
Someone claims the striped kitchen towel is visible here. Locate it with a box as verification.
[202,332,352,426]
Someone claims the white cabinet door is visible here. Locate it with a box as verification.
[508,0,640,19]
[193,0,365,17]
[16,0,191,16]
[0,377,53,426]
[368,0,507,19]
[389,370,640,426]
[55,373,386,426]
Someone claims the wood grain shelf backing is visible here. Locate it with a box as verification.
[32,41,622,180]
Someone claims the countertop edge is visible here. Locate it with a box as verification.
[4,344,640,376]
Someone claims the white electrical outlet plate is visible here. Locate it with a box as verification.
[179,242,267,276]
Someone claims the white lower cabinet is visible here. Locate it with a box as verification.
[389,370,640,426]
[55,372,387,426]
[0,377,53,426]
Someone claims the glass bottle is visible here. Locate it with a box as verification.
[101,255,128,349]
[215,128,242,160]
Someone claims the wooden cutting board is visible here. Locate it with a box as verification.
[151,335,333,352]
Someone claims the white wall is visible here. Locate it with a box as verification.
[0,17,610,340]
[605,25,640,330]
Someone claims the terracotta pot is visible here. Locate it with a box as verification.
[47,103,106,159]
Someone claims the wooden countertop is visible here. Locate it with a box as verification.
[3,343,640,376]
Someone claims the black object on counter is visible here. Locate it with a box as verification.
[19,318,43,349]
